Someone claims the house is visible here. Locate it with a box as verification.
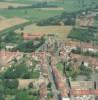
[72,89,98,96]
[23,33,43,40]
[32,52,48,77]
[52,65,69,99]
[70,53,98,70]
[70,81,94,90]
[77,15,94,27]
[0,50,22,64]
[0,50,23,72]
[86,57,98,70]
[39,82,47,100]
[80,42,98,53]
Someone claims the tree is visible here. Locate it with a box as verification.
[3,79,19,89]
[15,91,29,100]
[28,82,34,89]
[0,42,5,50]
[47,82,51,89]
[0,93,4,100]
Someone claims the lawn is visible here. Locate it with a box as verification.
[56,63,63,72]
[0,8,63,22]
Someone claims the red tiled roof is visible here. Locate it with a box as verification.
[72,89,98,96]
[23,33,42,40]
[39,82,47,99]
[52,66,68,97]
[81,43,93,49]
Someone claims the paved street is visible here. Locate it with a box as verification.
[46,55,60,100]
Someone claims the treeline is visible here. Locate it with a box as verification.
[1,60,40,79]
[37,12,77,26]
[0,79,39,100]
[14,37,45,53]
[68,28,98,42]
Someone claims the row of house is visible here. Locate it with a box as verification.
[59,40,98,70]
[72,89,98,96]
[50,56,70,100]
[70,53,98,70]
[23,33,44,40]
[39,82,47,100]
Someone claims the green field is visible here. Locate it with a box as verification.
[5,0,98,12]
[0,8,63,22]
[0,0,97,22]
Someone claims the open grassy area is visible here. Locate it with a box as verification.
[15,24,72,38]
[0,8,63,22]
[56,63,63,72]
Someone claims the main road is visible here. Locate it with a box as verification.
[46,54,60,100]
[36,39,60,100]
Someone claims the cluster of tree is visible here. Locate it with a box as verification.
[64,63,78,80]
[37,12,76,26]
[0,79,39,100]
[15,89,39,100]
[60,59,92,80]
[14,37,45,53]
[2,60,40,79]
[3,79,18,89]
[7,2,57,10]
[79,63,92,78]
[68,28,97,42]
[32,2,57,8]
[3,31,22,43]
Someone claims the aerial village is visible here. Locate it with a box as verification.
[1,0,98,100]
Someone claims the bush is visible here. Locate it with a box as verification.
[28,82,34,89]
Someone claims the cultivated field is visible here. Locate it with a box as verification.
[15,24,72,38]
[0,17,28,31]
[5,0,64,3]
[0,8,63,22]
[0,2,30,9]
[0,16,6,20]
[4,0,97,12]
